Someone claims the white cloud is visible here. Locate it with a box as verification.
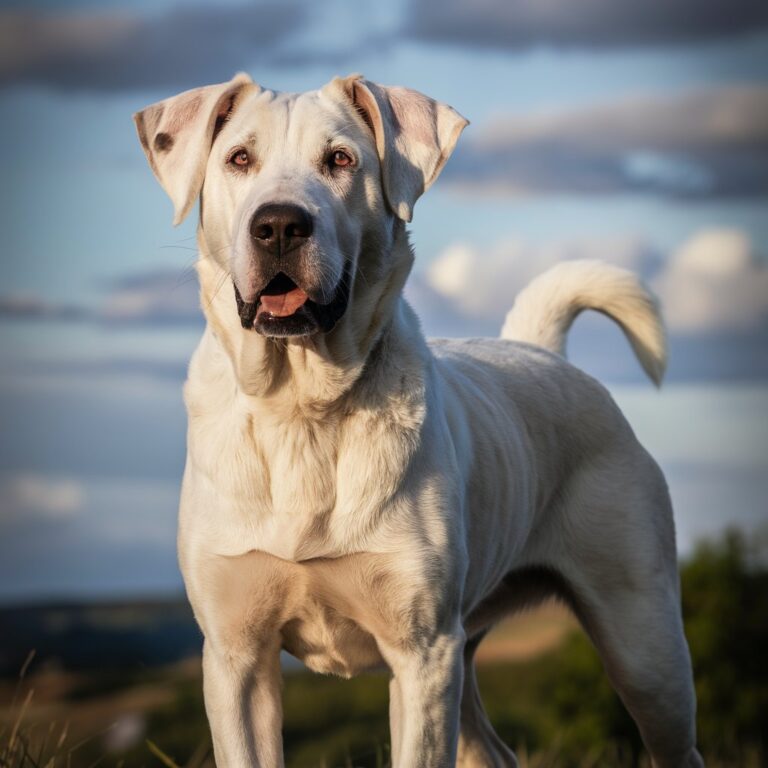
[4,474,85,520]
[423,234,657,322]
[421,227,768,337]
[0,473,177,541]
[414,227,768,383]
[0,474,181,600]
[653,229,768,333]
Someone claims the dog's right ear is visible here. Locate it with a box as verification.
[133,72,255,225]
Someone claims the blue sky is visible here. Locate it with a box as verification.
[0,0,767,601]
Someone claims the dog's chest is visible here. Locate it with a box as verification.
[189,549,428,679]
[281,592,385,677]
[182,390,420,561]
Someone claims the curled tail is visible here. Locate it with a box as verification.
[501,260,667,385]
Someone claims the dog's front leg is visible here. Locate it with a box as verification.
[384,627,465,768]
[202,636,284,768]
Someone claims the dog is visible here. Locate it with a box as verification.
[134,73,703,767]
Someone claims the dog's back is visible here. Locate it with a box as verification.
[427,259,666,494]
[425,261,670,593]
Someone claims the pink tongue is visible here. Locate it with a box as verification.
[257,287,309,318]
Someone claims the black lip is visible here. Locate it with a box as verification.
[234,263,351,337]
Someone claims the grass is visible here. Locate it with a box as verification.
[3,544,766,768]
[1,653,96,768]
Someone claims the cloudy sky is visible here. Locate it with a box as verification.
[1,0,767,601]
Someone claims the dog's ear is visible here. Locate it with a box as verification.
[133,72,254,225]
[331,75,468,222]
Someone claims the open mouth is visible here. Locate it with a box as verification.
[234,267,351,338]
[257,272,309,319]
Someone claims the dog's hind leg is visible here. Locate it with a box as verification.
[457,632,518,768]
[554,456,704,768]
[567,579,703,768]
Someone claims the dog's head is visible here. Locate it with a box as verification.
[134,73,467,339]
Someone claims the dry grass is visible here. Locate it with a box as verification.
[1,652,81,768]
[2,680,759,768]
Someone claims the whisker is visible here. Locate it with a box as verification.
[196,241,234,259]
[159,245,201,252]
[203,271,232,313]
[354,262,371,290]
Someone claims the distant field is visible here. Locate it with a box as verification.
[0,598,201,676]
[477,601,578,664]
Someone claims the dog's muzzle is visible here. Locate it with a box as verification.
[234,203,351,337]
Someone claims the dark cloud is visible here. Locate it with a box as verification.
[0,269,204,328]
[4,0,766,94]
[0,295,87,321]
[99,268,203,326]
[2,246,767,385]
[408,0,768,49]
[444,85,768,198]
[0,2,306,91]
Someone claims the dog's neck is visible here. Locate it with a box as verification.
[195,225,428,415]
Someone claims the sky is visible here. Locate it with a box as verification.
[0,0,767,602]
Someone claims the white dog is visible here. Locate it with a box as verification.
[134,73,703,767]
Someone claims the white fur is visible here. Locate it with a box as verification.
[134,74,703,768]
[502,259,667,385]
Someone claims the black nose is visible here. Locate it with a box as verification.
[250,203,314,253]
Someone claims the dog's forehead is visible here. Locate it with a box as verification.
[226,86,356,147]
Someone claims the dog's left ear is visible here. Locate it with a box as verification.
[328,75,468,222]
[133,72,254,225]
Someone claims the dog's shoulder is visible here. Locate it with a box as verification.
[427,336,630,444]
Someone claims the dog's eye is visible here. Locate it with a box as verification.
[229,149,250,168]
[329,150,353,169]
